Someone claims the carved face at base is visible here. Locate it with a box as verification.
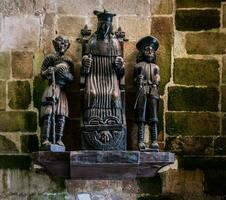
[143,45,156,63]
[96,21,112,40]
[53,36,70,55]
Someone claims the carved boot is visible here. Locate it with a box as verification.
[41,115,52,147]
[138,123,146,150]
[150,123,159,151]
[56,116,66,146]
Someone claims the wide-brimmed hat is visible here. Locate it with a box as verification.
[136,36,159,51]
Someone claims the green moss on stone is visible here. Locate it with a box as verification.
[8,81,31,109]
[176,10,220,31]
[0,52,10,79]
[0,81,6,110]
[0,111,37,132]
[0,135,18,152]
[186,32,226,55]
[176,0,223,8]
[168,87,219,111]
[137,175,162,194]
[33,76,48,112]
[174,58,219,86]
[221,86,226,112]
[0,154,32,169]
[166,112,220,136]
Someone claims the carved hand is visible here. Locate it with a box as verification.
[82,55,92,69]
[115,56,124,69]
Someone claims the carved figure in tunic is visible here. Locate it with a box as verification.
[134,36,160,151]
[40,36,74,149]
[78,10,127,150]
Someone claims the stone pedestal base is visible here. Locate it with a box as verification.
[33,151,175,179]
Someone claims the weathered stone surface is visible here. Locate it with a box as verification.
[221,85,226,112]
[57,16,85,38]
[222,55,226,84]
[176,0,223,8]
[168,87,219,111]
[0,0,55,16]
[20,134,39,153]
[166,112,220,136]
[33,49,44,77]
[102,0,150,16]
[2,16,39,50]
[222,114,226,135]
[0,112,37,132]
[163,169,204,196]
[151,17,173,95]
[174,58,219,86]
[151,0,173,15]
[12,51,33,79]
[0,135,18,152]
[56,0,100,15]
[223,4,226,28]
[0,81,6,111]
[176,9,220,31]
[174,31,186,57]
[204,170,226,195]
[33,76,48,112]
[8,81,31,109]
[186,32,226,54]
[165,136,214,155]
[119,16,151,41]
[0,52,10,79]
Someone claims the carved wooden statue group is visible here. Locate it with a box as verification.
[40,10,160,152]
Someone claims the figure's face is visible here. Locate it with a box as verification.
[96,21,112,39]
[53,37,70,55]
[143,45,155,63]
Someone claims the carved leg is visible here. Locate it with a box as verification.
[138,122,146,150]
[56,115,66,146]
[41,115,52,146]
[148,95,159,151]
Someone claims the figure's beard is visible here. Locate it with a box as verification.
[97,25,111,40]
[145,55,155,63]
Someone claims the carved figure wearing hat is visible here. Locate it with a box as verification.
[78,10,127,150]
[40,36,74,149]
[134,36,160,151]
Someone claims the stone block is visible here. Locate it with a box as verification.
[56,0,101,15]
[223,4,226,28]
[174,58,219,86]
[222,114,226,135]
[0,154,32,169]
[0,52,10,79]
[204,170,226,195]
[166,112,220,136]
[151,0,173,15]
[168,86,219,111]
[12,51,33,79]
[20,134,39,153]
[176,9,220,31]
[0,81,6,111]
[0,111,37,132]
[33,76,48,112]
[2,16,39,50]
[8,81,31,109]
[119,16,151,41]
[165,136,214,155]
[186,32,226,54]
[221,85,226,112]
[151,17,173,95]
[57,16,85,38]
[102,0,150,16]
[0,135,19,152]
[0,0,55,16]
[214,137,226,155]
[222,55,226,84]
[163,169,204,196]
[176,0,223,8]
[174,31,186,57]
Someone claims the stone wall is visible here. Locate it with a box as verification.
[0,0,226,199]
